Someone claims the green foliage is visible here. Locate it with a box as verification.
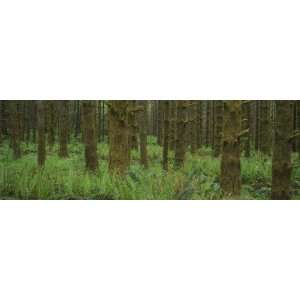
[1,140,299,200]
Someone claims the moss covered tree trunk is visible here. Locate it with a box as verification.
[220,101,241,198]
[175,101,189,168]
[260,100,271,155]
[82,101,99,172]
[213,100,223,157]
[139,101,148,169]
[9,101,22,159]
[58,101,69,158]
[271,101,293,200]
[37,101,46,167]
[108,101,130,175]
[162,101,170,171]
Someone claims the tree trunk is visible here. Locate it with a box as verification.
[162,101,170,171]
[210,101,215,151]
[157,101,164,146]
[58,101,69,158]
[18,101,25,142]
[196,101,203,149]
[244,101,251,157]
[169,101,176,151]
[108,101,130,175]
[255,101,260,152]
[213,100,223,157]
[190,101,197,154]
[74,100,81,140]
[271,101,293,200]
[47,101,56,149]
[175,101,189,168]
[0,101,3,144]
[37,101,46,167]
[128,101,139,150]
[31,101,37,143]
[220,101,241,198]
[139,101,149,168]
[9,101,22,159]
[82,101,99,172]
[260,100,271,155]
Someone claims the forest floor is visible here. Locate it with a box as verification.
[1,137,300,200]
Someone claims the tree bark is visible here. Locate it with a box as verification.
[139,101,149,168]
[37,101,46,167]
[175,101,189,168]
[271,101,293,200]
[128,101,139,150]
[9,101,22,159]
[47,101,56,149]
[213,100,223,157]
[220,101,241,198]
[157,101,164,146]
[162,101,170,171]
[196,101,203,149]
[169,101,176,151]
[58,101,69,158]
[82,101,99,172]
[260,100,271,155]
[190,101,198,154]
[108,101,130,175]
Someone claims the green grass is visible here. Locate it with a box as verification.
[0,139,300,200]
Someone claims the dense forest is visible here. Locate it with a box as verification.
[0,100,299,200]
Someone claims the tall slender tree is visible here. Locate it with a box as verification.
[162,101,170,171]
[0,101,3,144]
[190,101,198,154]
[260,100,271,155]
[157,101,164,146]
[9,101,22,159]
[169,101,176,151]
[139,101,149,168]
[213,100,223,157]
[37,101,46,167]
[196,101,203,149]
[242,101,251,157]
[58,101,69,158]
[47,101,56,149]
[81,101,99,172]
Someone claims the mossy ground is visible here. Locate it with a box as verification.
[1,137,300,200]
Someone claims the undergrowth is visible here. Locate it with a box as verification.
[1,139,300,200]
